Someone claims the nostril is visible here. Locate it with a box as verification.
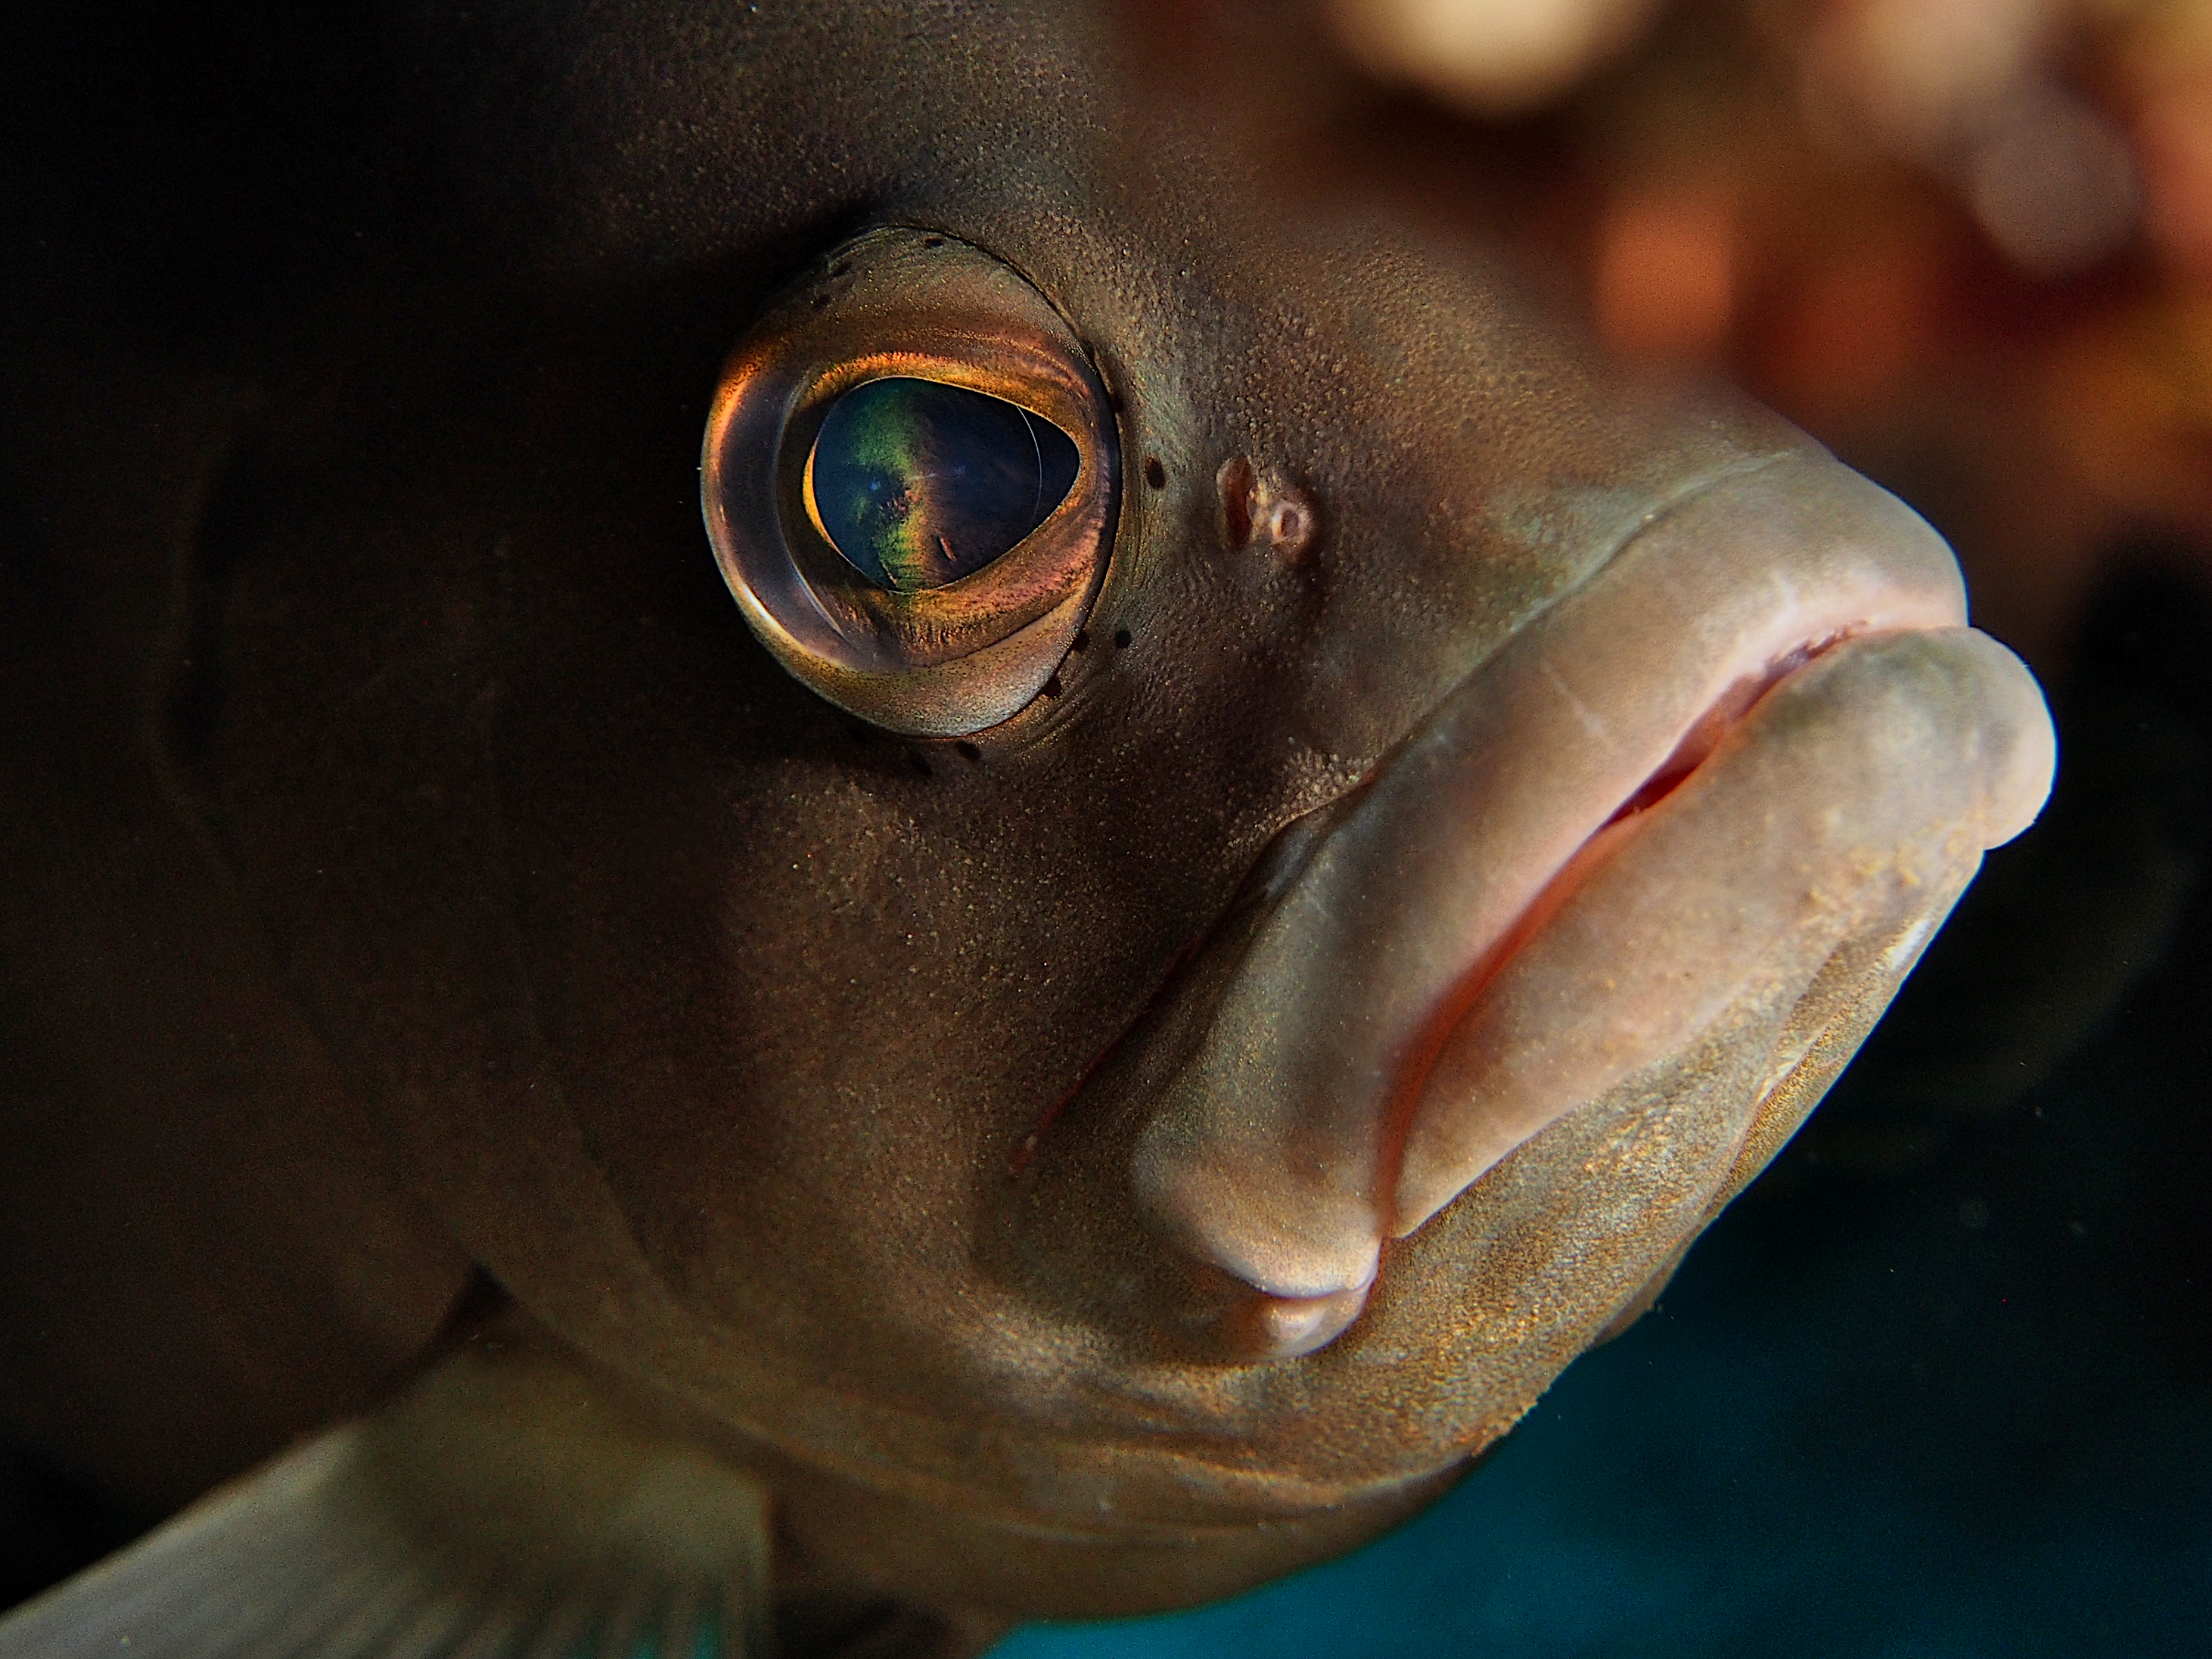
[1218,455,1321,564]
[1265,495,1317,564]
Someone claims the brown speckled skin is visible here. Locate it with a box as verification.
[1,0,1915,1629]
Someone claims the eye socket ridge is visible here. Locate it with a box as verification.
[702,227,1120,738]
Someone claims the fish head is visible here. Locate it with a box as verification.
[191,0,2055,1621]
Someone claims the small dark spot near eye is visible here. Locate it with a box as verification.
[1144,457,1167,489]
[1071,629,1090,652]
[810,292,831,309]
[1113,626,1132,649]
[1042,673,1063,697]
[909,750,932,778]
[955,740,982,763]
[828,259,851,278]
[921,235,946,250]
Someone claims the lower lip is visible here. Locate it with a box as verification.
[1372,628,1860,1234]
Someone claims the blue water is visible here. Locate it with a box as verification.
[992,1075,2212,1658]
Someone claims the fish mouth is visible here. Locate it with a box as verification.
[1082,450,2054,1357]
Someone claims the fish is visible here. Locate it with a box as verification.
[0,1,2055,1654]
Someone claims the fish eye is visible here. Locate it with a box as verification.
[701,228,1119,737]
[806,377,1082,592]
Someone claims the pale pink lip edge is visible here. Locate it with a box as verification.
[1238,617,1923,1349]
[1108,604,1961,1307]
[1366,622,1879,1250]
[1345,505,1979,1238]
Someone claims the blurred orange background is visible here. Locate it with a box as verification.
[1126,0,2212,673]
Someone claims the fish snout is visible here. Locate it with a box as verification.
[1021,452,2053,1368]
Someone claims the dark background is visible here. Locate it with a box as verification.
[3,2,2206,1651]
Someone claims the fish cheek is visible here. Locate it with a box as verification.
[494,670,1274,1399]
[480,545,996,1372]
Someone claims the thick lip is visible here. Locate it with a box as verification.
[1122,448,1978,1307]
[1367,622,1859,1233]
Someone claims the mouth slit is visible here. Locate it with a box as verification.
[1014,622,1863,1194]
[1375,625,1862,1233]
[1604,629,1853,829]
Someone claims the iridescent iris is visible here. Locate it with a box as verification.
[804,377,1082,592]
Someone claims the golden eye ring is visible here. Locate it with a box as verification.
[701,227,1120,738]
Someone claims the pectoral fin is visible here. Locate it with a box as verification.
[0,1319,773,1658]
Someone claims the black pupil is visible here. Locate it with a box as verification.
[806,377,1082,592]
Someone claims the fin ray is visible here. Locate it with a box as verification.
[0,1320,775,1658]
